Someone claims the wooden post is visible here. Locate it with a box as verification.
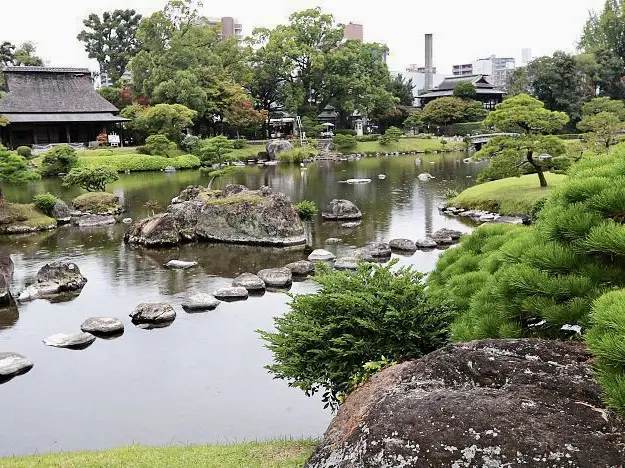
[32,127,38,145]
[65,124,71,143]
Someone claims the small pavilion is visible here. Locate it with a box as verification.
[418,74,506,110]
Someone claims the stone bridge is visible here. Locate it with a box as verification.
[469,133,519,150]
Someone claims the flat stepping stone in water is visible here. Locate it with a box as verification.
[80,317,124,335]
[257,268,292,288]
[213,287,249,301]
[341,222,361,228]
[308,249,336,262]
[389,239,417,252]
[430,234,453,245]
[415,237,438,249]
[432,228,463,240]
[43,332,96,349]
[232,273,266,292]
[367,243,392,258]
[0,352,34,381]
[165,260,198,270]
[325,238,343,244]
[71,215,117,228]
[285,260,315,276]
[335,257,359,270]
[182,293,221,312]
[130,303,176,324]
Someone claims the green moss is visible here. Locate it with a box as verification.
[0,203,56,232]
[203,193,264,205]
[0,439,317,467]
[450,173,567,216]
[72,192,121,213]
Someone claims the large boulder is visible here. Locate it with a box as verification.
[0,254,14,307]
[266,139,293,160]
[18,262,87,302]
[322,200,362,220]
[0,352,33,381]
[127,186,306,247]
[307,339,625,467]
[124,213,181,246]
[51,200,71,223]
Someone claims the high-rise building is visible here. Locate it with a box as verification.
[452,63,473,76]
[522,48,533,65]
[344,22,364,41]
[406,64,437,74]
[203,17,243,42]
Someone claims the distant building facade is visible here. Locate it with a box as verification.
[406,64,437,74]
[452,55,515,89]
[418,74,506,110]
[452,63,473,76]
[0,67,127,148]
[391,70,445,107]
[344,22,363,41]
[203,16,243,41]
[522,48,533,65]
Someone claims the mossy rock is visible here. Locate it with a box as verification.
[72,192,121,214]
[0,203,57,233]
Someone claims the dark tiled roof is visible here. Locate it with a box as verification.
[2,66,91,73]
[3,113,129,123]
[419,88,506,99]
[435,74,496,91]
[0,67,118,113]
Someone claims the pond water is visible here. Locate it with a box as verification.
[0,153,484,456]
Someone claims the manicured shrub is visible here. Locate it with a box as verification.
[294,200,318,220]
[356,134,380,142]
[332,134,357,152]
[41,145,78,176]
[232,138,247,149]
[32,193,58,216]
[0,145,40,182]
[180,134,201,153]
[335,129,356,136]
[144,134,177,157]
[63,167,120,192]
[278,146,318,163]
[380,126,403,145]
[78,154,200,172]
[16,146,32,158]
[72,192,120,213]
[259,260,453,409]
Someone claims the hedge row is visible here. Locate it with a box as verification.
[78,154,201,172]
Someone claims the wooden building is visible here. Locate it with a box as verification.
[0,67,127,148]
[418,74,506,109]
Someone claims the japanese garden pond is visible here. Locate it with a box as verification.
[0,153,485,456]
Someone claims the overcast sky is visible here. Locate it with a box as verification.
[1,0,608,75]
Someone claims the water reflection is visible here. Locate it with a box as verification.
[0,154,485,456]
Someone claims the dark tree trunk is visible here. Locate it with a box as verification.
[526,149,548,187]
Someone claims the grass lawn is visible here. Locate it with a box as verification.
[0,440,318,468]
[353,138,465,154]
[450,173,567,216]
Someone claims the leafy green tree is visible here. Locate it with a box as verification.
[197,136,235,166]
[223,98,266,138]
[423,97,487,131]
[580,96,625,119]
[403,111,424,135]
[481,94,569,187]
[332,134,357,151]
[505,67,529,96]
[526,51,586,121]
[579,112,624,150]
[259,260,452,409]
[63,167,120,192]
[125,104,197,143]
[40,145,78,176]
[143,134,177,156]
[453,82,477,100]
[380,126,403,145]
[580,0,625,64]
[12,42,43,66]
[0,145,40,182]
[387,73,414,106]
[77,9,143,86]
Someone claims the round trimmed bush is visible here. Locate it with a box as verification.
[33,193,58,216]
[72,192,120,214]
[16,146,32,159]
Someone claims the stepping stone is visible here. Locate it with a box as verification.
[285,260,315,276]
[335,257,359,270]
[165,260,198,269]
[43,332,96,349]
[432,228,463,240]
[182,293,221,312]
[81,317,124,335]
[341,222,361,228]
[130,303,176,324]
[308,249,336,262]
[257,268,292,288]
[232,273,266,292]
[0,352,34,380]
[415,237,438,248]
[325,238,343,244]
[213,287,248,301]
[389,239,417,252]
[122,218,133,224]
[367,243,392,258]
